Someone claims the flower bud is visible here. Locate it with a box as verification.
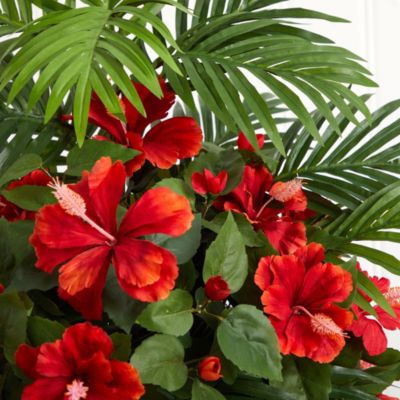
[198,356,222,382]
[204,276,230,301]
[191,169,228,196]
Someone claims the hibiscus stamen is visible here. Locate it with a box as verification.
[384,287,400,306]
[294,306,348,338]
[49,178,117,245]
[65,379,89,400]
[255,197,273,219]
[270,178,303,203]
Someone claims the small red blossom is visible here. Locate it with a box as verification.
[30,157,194,319]
[349,267,400,355]
[198,356,222,382]
[254,243,353,363]
[191,169,228,196]
[214,164,307,254]
[74,78,202,175]
[0,283,4,294]
[0,170,51,221]
[237,132,264,151]
[204,276,230,301]
[16,322,144,400]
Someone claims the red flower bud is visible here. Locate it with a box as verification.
[191,169,228,196]
[205,276,230,301]
[237,131,264,151]
[198,356,222,382]
[0,284,4,294]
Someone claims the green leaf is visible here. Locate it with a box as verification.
[103,272,146,333]
[192,379,226,400]
[357,269,395,317]
[203,213,248,293]
[110,332,131,362]
[294,358,331,400]
[217,304,282,380]
[2,185,55,211]
[27,316,65,346]
[130,334,188,391]
[66,140,139,176]
[137,289,194,336]
[0,292,32,363]
[0,154,42,187]
[148,213,201,265]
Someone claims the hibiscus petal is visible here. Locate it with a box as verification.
[61,322,113,363]
[36,340,71,378]
[86,157,126,234]
[254,256,274,291]
[284,313,346,363]
[58,262,109,321]
[299,263,353,309]
[58,246,111,295]
[89,92,126,144]
[31,204,106,250]
[16,344,40,379]
[109,360,145,400]
[125,132,146,175]
[350,315,387,355]
[237,132,264,151]
[113,237,178,302]
[21,378,69,400]
[294,242,325,270]
[119,187,193,237]
[123,77,175,133]
[142,117,202,169]
[262,219,307,254]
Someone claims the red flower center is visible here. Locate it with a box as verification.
[49,178,117,246]
[65,379,89,400]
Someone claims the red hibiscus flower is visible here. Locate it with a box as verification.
[30,157,194,320]
[254,243,353,363]
[198,356,222,382]
[16,322,144,400]
[191,169,228,196]
[214,164,307,254]
[0,170,51,221]
[237,131,264,152]
[204,276,230,301]
[84,78,202,175]
[349,267,400,355]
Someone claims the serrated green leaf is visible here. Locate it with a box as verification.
[66,140,139,176]
[217,304,282,380]
[137,289,193,336]
[130,334,188,391]
[203,213,248,293]
[192,379,226,400]
[0,154,42,187]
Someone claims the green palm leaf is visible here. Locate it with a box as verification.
[0,3,181,145]
[164,0,376,155]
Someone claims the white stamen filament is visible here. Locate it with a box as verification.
[49,178,116,245]
[65,379,89,400]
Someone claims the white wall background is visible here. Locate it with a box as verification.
[279,1,400,396]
